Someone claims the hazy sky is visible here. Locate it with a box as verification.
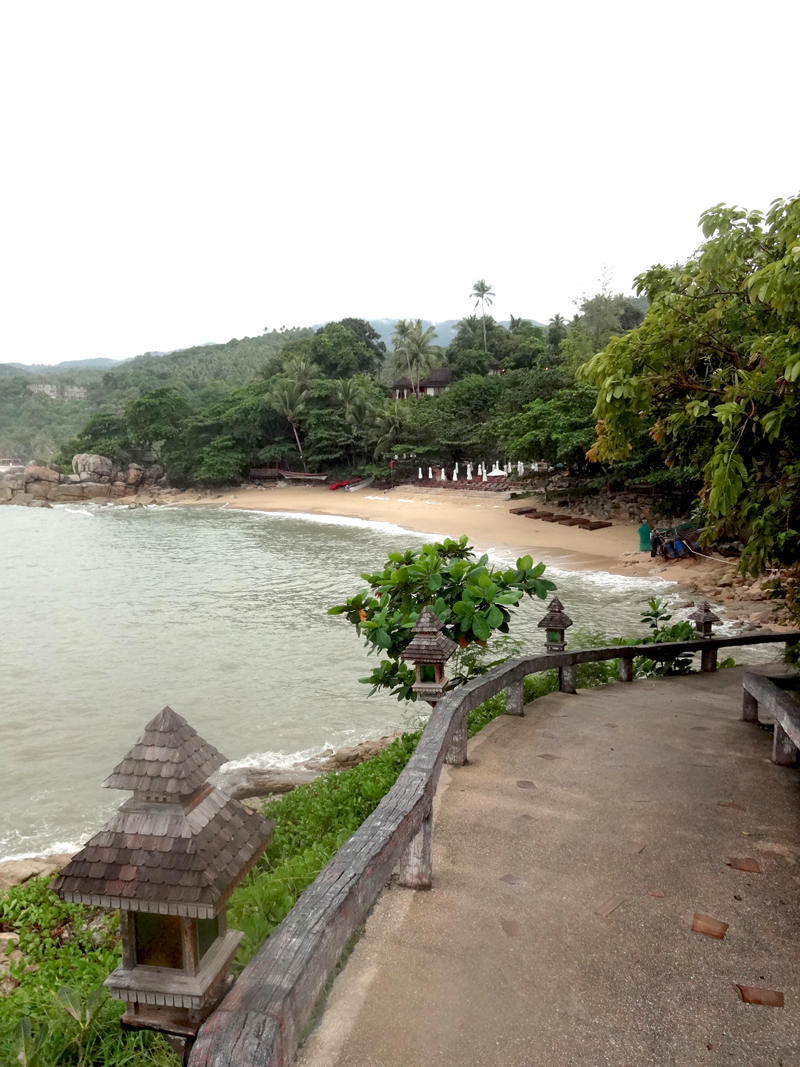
[3,1,798,366]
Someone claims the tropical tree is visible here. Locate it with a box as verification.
[471,279,495,352]
[579,194,800,580]
[268,379,309,469]
[329,535,556,700]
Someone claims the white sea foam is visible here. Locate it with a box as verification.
[238,508,437,539]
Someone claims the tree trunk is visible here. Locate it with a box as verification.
[290,419,307,472]
[481,299,487,352]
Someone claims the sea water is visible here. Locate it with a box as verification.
[0,503,693,860]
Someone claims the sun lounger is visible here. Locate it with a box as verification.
[557,517,585,526]
[525,511,553,519]
[509,506,539,515]
[585,520,613,530]
[541,514,570,522]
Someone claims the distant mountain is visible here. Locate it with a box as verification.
[316,318,546,349]
[7,357,133,375]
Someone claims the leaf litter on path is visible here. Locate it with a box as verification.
[692,913,729,939]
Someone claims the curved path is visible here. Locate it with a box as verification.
[298,666,800,1067]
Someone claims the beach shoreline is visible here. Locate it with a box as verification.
[166,483,697,584]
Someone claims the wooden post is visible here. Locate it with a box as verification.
[445,708,468,765]
[701,646,718,673]
[505,679,524,716]
[396,809,432,889]
[559,664,577,695]
[618,655,633,683]
[742,689,759,723]
[773,722,798,765]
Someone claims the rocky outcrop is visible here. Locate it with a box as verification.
[0,456,170,507]
[72,453,113,482]
[0,853,75,893]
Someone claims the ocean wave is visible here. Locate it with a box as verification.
[237,509,436,539]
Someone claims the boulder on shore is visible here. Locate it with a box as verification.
[0,853,75,893]
[24,464,61,485]
[72,454,113,483]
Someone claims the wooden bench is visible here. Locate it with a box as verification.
[525,511,553,519]
[541,514,570,523]
[509,506,539,515]
[741,672,800,764]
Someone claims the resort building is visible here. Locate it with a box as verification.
[418,367,454,396]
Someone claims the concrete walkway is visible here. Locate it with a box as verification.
[298,666,800,1067]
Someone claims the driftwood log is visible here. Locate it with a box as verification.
[189,630,799,1067]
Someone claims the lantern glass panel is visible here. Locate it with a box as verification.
[196,915,220,961]
[548,631,560,643]
[420,664,436,683]
[134,913,184,969]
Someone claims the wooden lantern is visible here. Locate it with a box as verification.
[52,707,273,1042]
[538,596,573,652]
[400,606,458,706]
[688,600,721,639]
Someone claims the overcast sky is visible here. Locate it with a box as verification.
[2,1,798,366]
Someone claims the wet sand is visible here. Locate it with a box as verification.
[169,483,694,582]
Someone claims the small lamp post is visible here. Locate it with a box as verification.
[52,707,274,1049]
[688,600,722,673]
[538,597,575,693]
[400,606,458,706]
[538,596,573,653]
[688,600,721,639]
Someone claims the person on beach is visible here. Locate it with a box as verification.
[638,512,654,555]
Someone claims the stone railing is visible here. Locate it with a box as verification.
[188,629,799,1067]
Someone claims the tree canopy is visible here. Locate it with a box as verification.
[580,194,800,575]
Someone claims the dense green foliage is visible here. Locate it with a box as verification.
[13,298,648,483]
[328,536,556,699]
[581,194,800,579]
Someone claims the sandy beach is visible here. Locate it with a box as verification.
[170,483,695,583]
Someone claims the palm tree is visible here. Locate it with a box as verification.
[405,320,438,394]
[332,378,371,426]
[268,379,309,470]
[471,280,495,353]
[391,319,415,387]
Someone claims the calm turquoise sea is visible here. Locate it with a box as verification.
[1,503,682,860]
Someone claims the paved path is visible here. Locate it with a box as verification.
[299,666,800,1067]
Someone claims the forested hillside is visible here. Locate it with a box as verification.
[0,328,312,459]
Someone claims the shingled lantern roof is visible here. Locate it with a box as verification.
[51,707,274,1043]
[400,607,458,705]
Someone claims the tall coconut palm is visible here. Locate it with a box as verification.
[268,379,309,470]
[405,320,439,394]
[391,319,415,386]
[471,279,495,352]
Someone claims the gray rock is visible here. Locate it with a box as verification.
[0,472,25,490]
[141,464,164,486]
[9,494,35,506]
[72,453,113,482]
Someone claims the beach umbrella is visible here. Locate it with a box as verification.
[466,463,472,480]
[452,468,458,481]
[418,468,423,479]
[428,467,433,480]
[440,467,447,481]
[482,468,488,483]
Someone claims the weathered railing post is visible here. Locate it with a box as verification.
[505,678,524,716]
[742,687,759,722]
[618,654,634,683]
[396,808,432,888]
[445,708,469,765]
[773,721,798,765]
[560,664,577,694]
[701,646,718,673]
